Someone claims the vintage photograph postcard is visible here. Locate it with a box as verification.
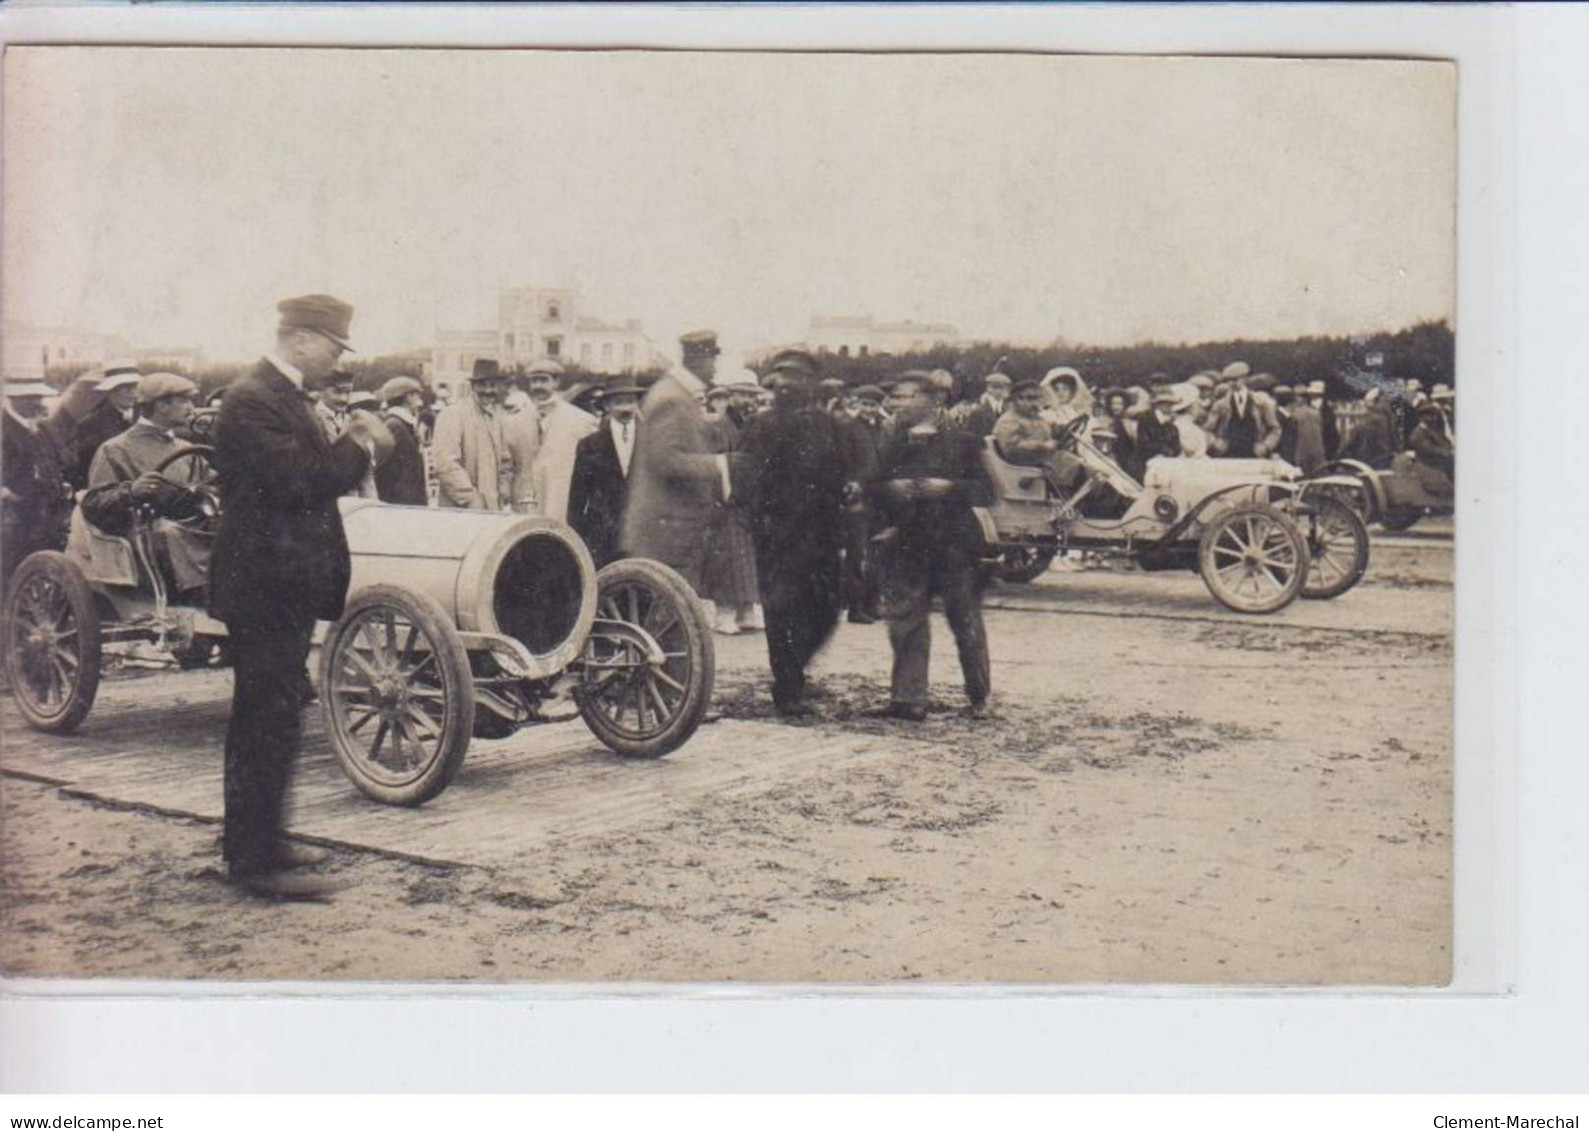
[1,47,1456,984]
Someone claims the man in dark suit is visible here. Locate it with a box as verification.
[374,376,429,506]
[61,364,142,491]
[620,330,733,592]
[2,379,72,587]
[869,369,996,721]
[738,349,857,716]
[568,379,642,568]
[209,294,393,900]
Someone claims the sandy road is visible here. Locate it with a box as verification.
[0,531,1452,984]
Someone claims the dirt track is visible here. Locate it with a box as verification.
[0,530,1452,984]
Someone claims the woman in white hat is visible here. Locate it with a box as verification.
[1039,366,1094,440]
[1168,383,1210,459]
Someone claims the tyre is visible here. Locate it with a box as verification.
[1197,503,1309,614]
[997,545,1057,584]
[576,557,714,758]
[4,551,102,733]
[1299,496,1371,600]
[319,584,475,806]
[1379,506,1421,532]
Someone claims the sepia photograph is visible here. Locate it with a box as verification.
[0,45,1458,986]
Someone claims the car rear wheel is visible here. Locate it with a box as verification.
[4,552,102,733]
[997,545,1057,584]
[1300,496,1371,599]
[577,558,713,758]
[1197,503,1309,614]
[320,585,475,806]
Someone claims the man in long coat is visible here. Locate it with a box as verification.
[431,360,511,510]
[209,294,391,899]
[567,380,641,568]
[869,369,996,721]
[374,376,430,506]
[737,349,857,716]
[527,359,598,523]
[2,379,71,586]
[701,370,764,633]
[59,365,142,491]
[620,331,734,593]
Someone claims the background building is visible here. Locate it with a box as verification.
[805,315,962,359]
[497,286,666,375]
[3,324,133,380]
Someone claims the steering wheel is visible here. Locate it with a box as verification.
[152,444,221,525]
[1056,414,1090,451]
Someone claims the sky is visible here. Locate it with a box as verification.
[3,48,1456,367]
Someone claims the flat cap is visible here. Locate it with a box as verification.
[1187,373,1216,391]
[1246,373,1278,392]
[379,375,425,403]
[1220,361,1251,382]
[766,348,821,378]
[522,358,563,379]
[135,372,198,403]
[4,379,56,399]
[1305,380,1327,395]
[470,358,504,382]
[851,384,885,401]
[347,390,379,410]
[1010,376,1045,394]
[984,370,1013,387]
[888,368,953,395]
[604,379,643,400]
[705,385,733,401]
[277,293,355,351]
[1430,383,1454,401]
[820,377,847,392]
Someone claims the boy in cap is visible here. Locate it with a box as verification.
[2,379,72,584]
[209,293,393,900]
[313,370,355,443]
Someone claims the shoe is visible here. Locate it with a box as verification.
[961,699,995,720]
[229,868,343,902]
[846,609,878,625]
[773,697,815,717]
[275,841,331,869]
[713,611,742,636]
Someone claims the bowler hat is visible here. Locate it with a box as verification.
[278,293,355,351]
[135,372,198,403]
[470,358,504,382]
[379,376,425,404]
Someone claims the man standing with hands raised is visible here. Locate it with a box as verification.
[209,294,393,900]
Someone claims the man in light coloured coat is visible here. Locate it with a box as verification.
[620,331,733,592]
[526,359,597,523]
[431,359,511,510]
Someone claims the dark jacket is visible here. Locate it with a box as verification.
[64,401,136,491]
[619,373,724,578]
[568,421,631,569]
[208,359,370,625]
[1133,413,1183,468]
[738,406,855,572]
[867,418,995,572]
[1342,402,1397,466]
[2,413,71,575]
[375,412,428,506]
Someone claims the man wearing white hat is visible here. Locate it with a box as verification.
[1204,362,1281,459]
[2,379,71,584]
[79,372,213,598]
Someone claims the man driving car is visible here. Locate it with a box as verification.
[79,372,214,601]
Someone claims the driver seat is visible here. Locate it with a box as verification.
[66,507,141,587]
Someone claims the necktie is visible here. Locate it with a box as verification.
[621,420,631,444]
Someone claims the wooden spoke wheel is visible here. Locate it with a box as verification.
[4,552,102,733]
[320,585,474,806]
[1299,495,1371,600]
[576,558,713,758]
[1197,503,1309,614]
